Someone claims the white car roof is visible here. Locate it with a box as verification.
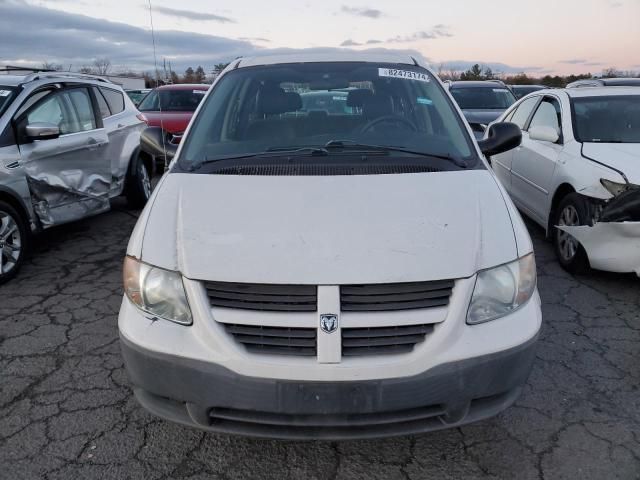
[564,86,640,98]
[237,51,420,68]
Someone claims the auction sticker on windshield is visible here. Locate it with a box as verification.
[0,90,11,97]
[379,68,430,83]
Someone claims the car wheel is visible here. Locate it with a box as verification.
[125,154,152,209]
[0,200,28,284]
[553,193,591,273]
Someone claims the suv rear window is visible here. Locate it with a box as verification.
[100,88,125,115]
[450,87,516,110]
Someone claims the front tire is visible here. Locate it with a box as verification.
[0,200,29,284]
[553,193,591,273]
[125,154,152,209]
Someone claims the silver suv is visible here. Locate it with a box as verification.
[0,72,150,283]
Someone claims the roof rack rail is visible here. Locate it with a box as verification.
[21,72,113,84]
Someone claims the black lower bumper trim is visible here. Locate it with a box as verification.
[121,334,538,440]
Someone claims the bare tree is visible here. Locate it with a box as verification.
[78,66,94,74]
[93,58,112,75]
[41,62,63,71]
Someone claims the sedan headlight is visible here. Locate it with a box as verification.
[467,253,536,325]
[600,178,638,197]
[123,256,192,325]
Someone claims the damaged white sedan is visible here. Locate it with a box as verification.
[490,87,640,276]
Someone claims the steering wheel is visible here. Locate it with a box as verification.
[360,115,418,134]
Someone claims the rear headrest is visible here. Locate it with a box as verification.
[284,92,302,112]
[362,96,393,119]
[347,89,374,107]
[257,89,302,115]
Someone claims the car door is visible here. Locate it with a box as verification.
[15,86,110,227]
[94,86,132,196]
[491,96,540,190]
[510,95,563,224]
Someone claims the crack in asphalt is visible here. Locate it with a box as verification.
[0,201,638,480]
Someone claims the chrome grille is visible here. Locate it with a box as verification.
[342,324,434,356]
[340,280,454,312]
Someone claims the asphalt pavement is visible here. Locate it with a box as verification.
[1,198,639,480]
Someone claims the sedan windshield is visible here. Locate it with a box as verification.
[179,62,475,169]
[450,87,516,110]
[138,89,207,112]
[573,95,640,143]
[0,86,17,117]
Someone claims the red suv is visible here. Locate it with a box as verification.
[137,84,209,144]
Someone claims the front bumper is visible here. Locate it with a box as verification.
[558,222,640,276]
[121,333,538,440]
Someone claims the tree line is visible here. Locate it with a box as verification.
[39,58,637,89]
[39,59,230,87]
[439,63,639,87]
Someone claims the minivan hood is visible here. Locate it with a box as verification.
[139,170,518,284]
[582,143,640,184]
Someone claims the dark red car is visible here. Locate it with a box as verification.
[137,84,209,144]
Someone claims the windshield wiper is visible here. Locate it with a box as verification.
[323,140,468,168]
[187,146,328,171]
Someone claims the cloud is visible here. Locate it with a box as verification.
[151,6,235,23]
[560,59,588,64]
[340,39,362,47]
[0,1,428,72]
[239,37,271,43]
[340,6,384,18]
[607,0,623,7]
[366,39,383,44]
[388,25,453,43]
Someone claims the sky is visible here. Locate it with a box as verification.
[0,0,639,76]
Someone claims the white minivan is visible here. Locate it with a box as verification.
[119,53,542,439]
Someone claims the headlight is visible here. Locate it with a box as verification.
[600,178,638,197]
[123,256,192,325]
[467,253,536,325]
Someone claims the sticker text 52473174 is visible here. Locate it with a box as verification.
[378,68,430,83]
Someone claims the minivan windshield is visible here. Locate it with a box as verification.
[573,95,640,143]
[0,86,17,117]
[450,87,516,110]
[179,62,476,169]
[138,88,207,112]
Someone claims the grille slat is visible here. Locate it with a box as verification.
[225,324,316,338]
[342,324,433,338]
[342,324,433,356]
[233,334,316,348]
[205,281,317,312]
[224,324,317,356]
[341,280,454,312]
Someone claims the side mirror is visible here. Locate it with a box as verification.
[25,122,60,140]
[529,125,560,143]
[140,126,178,161]
[477,122,522,157]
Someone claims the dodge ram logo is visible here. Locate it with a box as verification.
[320,314,338,334]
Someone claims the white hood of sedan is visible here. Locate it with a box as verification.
[136,170,518,284]
[582,143,640,184]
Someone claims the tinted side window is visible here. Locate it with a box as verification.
[510,97,539,129]
[68,88,96,131]
[529,97,562,134]
[100,88,125,114]
[93,87,111,118]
